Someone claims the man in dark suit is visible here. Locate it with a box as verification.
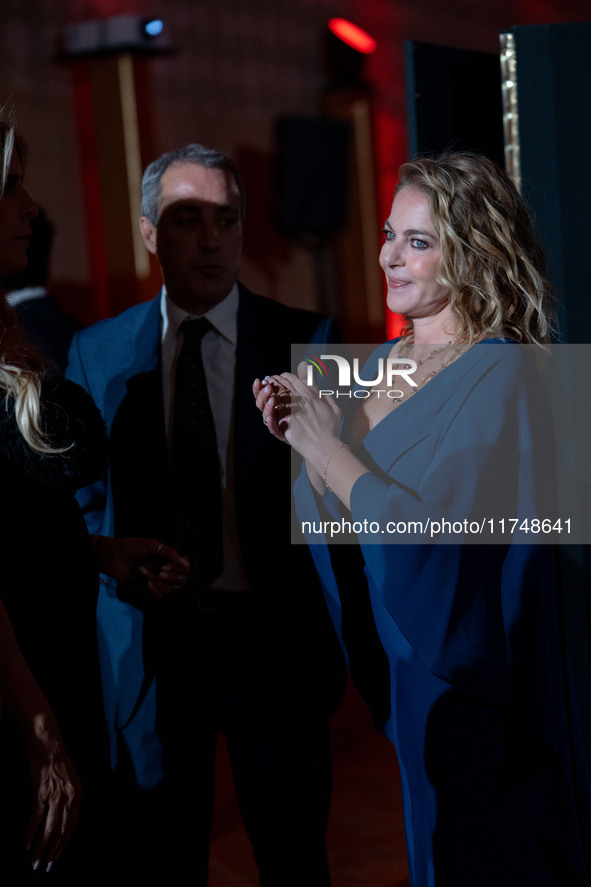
[66,143,345,885]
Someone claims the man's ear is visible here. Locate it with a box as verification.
[140,216,157,254]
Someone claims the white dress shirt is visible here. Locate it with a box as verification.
[160,284,249,591]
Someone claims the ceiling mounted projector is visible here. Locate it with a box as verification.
[61,15,172,57]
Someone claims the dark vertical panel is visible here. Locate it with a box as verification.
[404,41,504,164]
[512,21,591,343]
[510,22,591,789]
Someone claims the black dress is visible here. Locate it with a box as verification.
[0,377,110,883]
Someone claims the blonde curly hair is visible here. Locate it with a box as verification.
[395,152,555,345]
[0,109,62,453]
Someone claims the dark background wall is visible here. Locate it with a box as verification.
[1,0,590,328]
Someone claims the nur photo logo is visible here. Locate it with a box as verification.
[304,352,418,397]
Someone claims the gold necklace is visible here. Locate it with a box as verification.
[382,341,465,401]
[399,342,449,365]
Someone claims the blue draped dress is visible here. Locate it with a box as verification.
[295,340,589,886]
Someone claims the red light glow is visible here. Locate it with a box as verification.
[328,18,377,55]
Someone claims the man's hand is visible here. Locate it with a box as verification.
[93,536,191,599]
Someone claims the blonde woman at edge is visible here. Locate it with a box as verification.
[0,110,189,881]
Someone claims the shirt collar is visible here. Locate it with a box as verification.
[160,283,239,346]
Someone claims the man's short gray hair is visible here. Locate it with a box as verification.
[141,143,246,225]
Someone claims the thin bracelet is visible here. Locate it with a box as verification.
[323,443,349,492]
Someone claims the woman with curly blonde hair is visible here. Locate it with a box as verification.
[255,152,588,886]
[394,152,555,345]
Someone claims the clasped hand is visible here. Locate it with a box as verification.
[252,361,341,460]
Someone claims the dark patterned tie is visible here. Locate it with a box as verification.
[171,317,223,591]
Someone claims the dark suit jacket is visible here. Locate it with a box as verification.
[66,284,346,787]
[10,290,80,376]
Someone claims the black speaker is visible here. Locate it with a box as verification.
[275,116,351,235]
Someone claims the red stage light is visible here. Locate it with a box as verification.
[328,18,377,55]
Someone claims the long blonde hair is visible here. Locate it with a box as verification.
[395,152,555,345]
[0,111,61,454]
